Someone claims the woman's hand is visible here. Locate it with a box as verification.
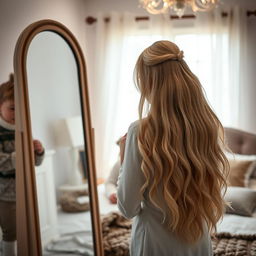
[119,133,127,164]
[109,193,117,204]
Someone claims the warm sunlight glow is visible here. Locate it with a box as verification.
[113,31,230,149]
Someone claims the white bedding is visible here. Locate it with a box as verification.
[43,208,94,256]
[217,213,256,235]
[217,180,256,235]
[42,184,117,255]
[43,184,256,255]
[97,183,256,235]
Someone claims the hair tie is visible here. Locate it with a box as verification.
[177,51,184,61]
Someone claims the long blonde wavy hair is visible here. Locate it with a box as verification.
[134,40,229,244]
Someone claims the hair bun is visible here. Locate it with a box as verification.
[177,51,184,61]
[143,51,184,66]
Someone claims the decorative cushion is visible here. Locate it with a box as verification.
[59,190,90,213]
[225,186,256,216]
[225,152,256,187]
[227,160,255,187]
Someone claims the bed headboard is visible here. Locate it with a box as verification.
[224,128,256,155]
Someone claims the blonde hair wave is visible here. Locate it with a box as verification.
[134,40,229,244]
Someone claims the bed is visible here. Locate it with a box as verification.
[218,127,256,233]
[211,128,256,255]
[101,127,256,256]
[43,127,256,255]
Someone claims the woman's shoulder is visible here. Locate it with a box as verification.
[128,118,148,135]
[128,120,140,131]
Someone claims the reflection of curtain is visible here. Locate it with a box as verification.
[88,7,247,178]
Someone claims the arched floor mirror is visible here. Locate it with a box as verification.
[14,19,103,256]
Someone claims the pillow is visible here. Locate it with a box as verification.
[225,152,256,161]
[249,179,256,190]
[225,152,256,187]
[225,186,256,216]
[227,159,255,187]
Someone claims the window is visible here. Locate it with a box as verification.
[115,31,229,143]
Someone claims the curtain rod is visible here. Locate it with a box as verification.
[86,10,256,25]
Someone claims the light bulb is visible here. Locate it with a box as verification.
[173,0,186,17]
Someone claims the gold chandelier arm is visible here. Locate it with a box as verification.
[191,0,219,12]
[140,0,219,16]
[139,0,170,14]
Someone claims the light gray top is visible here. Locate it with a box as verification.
[117,121,213,256]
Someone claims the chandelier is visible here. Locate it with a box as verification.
[140,0,219,17]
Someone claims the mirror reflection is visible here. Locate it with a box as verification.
[0,74,16,256]
[26,31,94,255]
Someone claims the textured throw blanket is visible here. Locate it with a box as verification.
[102,212,131,256]
[212,233,256,256]
[101,212,256,256]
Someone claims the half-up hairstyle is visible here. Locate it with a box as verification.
[134,40,229,244]
[0,74,14,104]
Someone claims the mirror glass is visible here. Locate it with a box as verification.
[26,31,94,255]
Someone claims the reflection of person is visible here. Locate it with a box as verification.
[117,41,228,255]
[104,138,122,204]
[104,160,120,204]
[0,74,45,256]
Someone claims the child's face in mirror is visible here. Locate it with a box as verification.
[0,99,15,124]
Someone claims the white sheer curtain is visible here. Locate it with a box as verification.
[90,12,173,178]
[192,6,247,127]
[88,7,247,178]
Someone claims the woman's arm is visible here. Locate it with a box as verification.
[105,160,120,198]
[117,122,145,219]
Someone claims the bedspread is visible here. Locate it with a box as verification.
[101,211,256,256]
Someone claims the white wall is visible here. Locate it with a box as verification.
[26,32,83,192]
[84,0,256,134]
[0,0,86,79]
[0,0,87,195]
[27,32,81,148]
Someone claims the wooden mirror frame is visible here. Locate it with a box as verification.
[14,19,103,256]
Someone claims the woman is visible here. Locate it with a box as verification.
[117,40,229,256]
